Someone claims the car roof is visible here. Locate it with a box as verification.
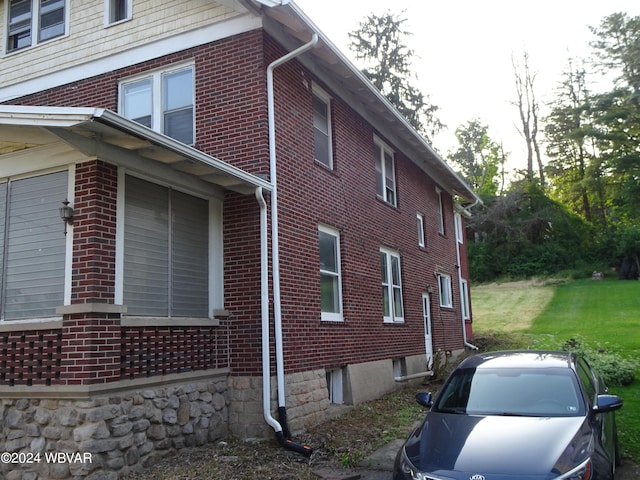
[458,350,576,371]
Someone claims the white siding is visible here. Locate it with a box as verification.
[0,0,252,95]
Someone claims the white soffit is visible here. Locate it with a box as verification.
[0,106,271,195]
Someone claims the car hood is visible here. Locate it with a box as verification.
[404,412,590,479]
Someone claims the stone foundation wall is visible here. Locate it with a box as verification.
[228,369,330,440]
[0,375,228,480]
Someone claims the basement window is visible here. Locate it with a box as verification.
[326,368,344,404]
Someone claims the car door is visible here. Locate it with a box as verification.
[577,357,616,464]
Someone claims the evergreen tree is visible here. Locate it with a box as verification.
[348,11,443,141]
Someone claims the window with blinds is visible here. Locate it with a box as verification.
[123,175,209,317]
[0,171,68,321]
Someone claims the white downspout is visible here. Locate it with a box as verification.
[267,33,318,416]
[255,187,282,434]
[455,214,478,350]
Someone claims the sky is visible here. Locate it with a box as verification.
[293,0,640,172]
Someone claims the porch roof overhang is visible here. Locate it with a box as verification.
[0,105,272,195]
[245,0,481,206]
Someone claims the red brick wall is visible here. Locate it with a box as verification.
[72,161,118,304]
[0,331,63,386]
[121,325,230,379]
[4,29,468,381]
[263,36,466,375]
[8,30,269,175]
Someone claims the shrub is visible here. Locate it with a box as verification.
[562,336,637,387]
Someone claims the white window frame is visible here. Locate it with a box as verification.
[454,212,464,244]
[437,273,453,308]
[5,0,69,54]
[461,278,470,320]
[312,84,333,169]
[119,62,195,145]
[374,137,397,207]
[417,213,425,247]
[380,247,404,323]
[436,187,445,234]
[115,170,224,319]
[0,167,74,323]
[319,225,343,322]
[104,0,132,26]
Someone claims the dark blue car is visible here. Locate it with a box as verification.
[394,350,623,480]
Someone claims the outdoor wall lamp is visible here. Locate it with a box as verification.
[59,199,74,236]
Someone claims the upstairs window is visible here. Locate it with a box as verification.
[436,187,445,234]
[455,212,464,243]
[312,86,333,169]
[417,213,425,247]
[374,138,396,207]
[106,0,131,25]
[7,0,67,53]
[120,64,195,145]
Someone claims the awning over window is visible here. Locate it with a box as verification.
[0,105,271,195]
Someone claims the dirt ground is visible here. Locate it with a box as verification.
[126,381,638,480]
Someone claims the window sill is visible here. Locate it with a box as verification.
[314,159,335,172]
[122,316,221,327]
[0,318,63,332]
[376,195,399,210]
[104,17,133,29]
[321,316,344,323]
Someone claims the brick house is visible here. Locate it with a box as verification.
[0,0,479,478]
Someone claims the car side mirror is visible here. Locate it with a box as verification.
[415,392,433,408]
[593,394,623,414]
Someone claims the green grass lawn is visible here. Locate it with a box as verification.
[471,278,640,460]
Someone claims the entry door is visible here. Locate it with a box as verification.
[422,293,434,369]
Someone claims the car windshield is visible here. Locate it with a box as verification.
[433,367,585,417]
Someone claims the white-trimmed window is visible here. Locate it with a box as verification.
[319,225,342,321]
[417,213,425,247]
[0,171,69,321]
[380,247,403,323]
[6,0,68,53]
[121,175,215,317]
[455,212,464,244]
[105,0,131,25]
[374,138,396,207]
[120,64,195,145]
[461,278,470,320]
[437,273,452,308]
[436,187,445,234]
[312,85,333,169]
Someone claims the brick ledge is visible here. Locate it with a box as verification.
[0,368,230,399]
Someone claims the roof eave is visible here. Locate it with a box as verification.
[0,106,272,195]
[258,1,481,205]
